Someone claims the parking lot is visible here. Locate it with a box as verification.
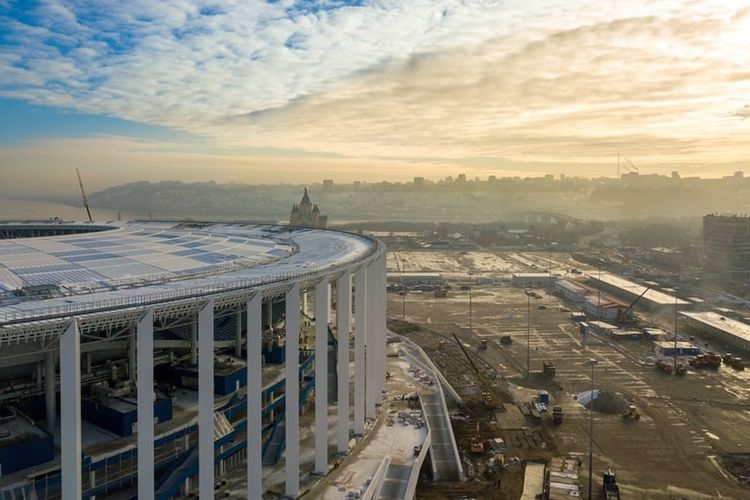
[389,278,750,498]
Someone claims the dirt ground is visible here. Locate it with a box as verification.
[388,278,750,499]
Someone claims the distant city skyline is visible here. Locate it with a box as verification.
[1,1,749,196]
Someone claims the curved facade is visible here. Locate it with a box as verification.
[0,222,387,499]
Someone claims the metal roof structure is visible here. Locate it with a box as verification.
[0,222,378,338]
[680,311,750,344]
[586,271,690,306]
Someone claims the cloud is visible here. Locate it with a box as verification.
[1,0,749,174]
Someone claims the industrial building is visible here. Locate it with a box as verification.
[680,311,750,353]
[0,221,387,499]
[555,280,587,303]
[511,273,553,288]
[585,272,690,312]
[703,214,750,274]
[654,341,700,359]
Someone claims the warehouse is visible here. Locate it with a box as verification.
[511,273,553,288]
[680,311,750,353]
[586,272,691,312]
[555,280,587,303]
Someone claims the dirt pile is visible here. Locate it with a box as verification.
[583,391,628,414]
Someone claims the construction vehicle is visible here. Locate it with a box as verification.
[470,422,484,454]
[725,355,745,370]
[500,335,513,345]
[655,359,673,374]
[543,361,556,377]
[705,352,722,368]
[451,333,495,412]
[675,363,687,376]
[602,468,621,500]
[617,286,650,323]
[552,406,563,425]
[622,404,641,420]
[75,168,93,223]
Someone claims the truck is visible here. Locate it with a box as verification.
[543,361,556,377]
[656,359,673,374]
[552,406,563,425]
[602,468,621,500]
[479,339,488,350]
[500,335,513,345]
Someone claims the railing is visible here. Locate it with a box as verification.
[404,425,431,500]
[362,455,391,500]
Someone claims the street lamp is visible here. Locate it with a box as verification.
[585,358,599,500]
[673,287,679,372]
[526,293,531,378]
[468,272,474,335]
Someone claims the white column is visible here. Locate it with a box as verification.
[365,261,379,418]
[315,277,330,474]
[199,300,215,500]
[354,268,367,435]
[246,294,263,499]
[285,283,300,498]
[375,254,387,400]
[60,320,81,500]
[137,308,155,500]
[235,308,243,357]
[45,350,56,431]
[336,271,351,453]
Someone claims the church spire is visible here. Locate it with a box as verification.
[301,186,311,205]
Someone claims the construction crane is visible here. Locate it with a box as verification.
[451,333,495,413]
[618,287,650,322]
[76,168,93,222]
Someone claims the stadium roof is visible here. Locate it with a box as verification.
[0,222,377,325]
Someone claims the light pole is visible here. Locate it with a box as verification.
[673,288,679,371]
[586,358,599,500]
[526,293,531,378]
[468,272,474,335]
[597,261,603,322]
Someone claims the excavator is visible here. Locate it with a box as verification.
[470,422,484,454]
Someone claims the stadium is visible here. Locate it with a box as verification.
[0,221,387,499]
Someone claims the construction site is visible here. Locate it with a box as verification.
[387,249,750,499]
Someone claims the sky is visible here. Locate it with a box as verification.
[1,0,749,196]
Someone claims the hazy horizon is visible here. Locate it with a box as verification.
[2,1,750,197]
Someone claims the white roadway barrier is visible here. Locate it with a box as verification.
[404,426,432,500]
[362,455,391,500]
[397,334,465,483]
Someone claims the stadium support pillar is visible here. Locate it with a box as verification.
[365,261,379,419]
[336,271,352,453]
[235,308,243,357]
[354,267,367,435]
[137,308,155,499]
[60,320,81,500]
[315,277,330,474]
[198,300,215,500]
[190,319,198,365]
[285,283,301,498]
[374,254,387,401]
[246,294,263,499]
[45,350,56,431]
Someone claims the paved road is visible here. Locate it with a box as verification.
[399,339,463,482]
